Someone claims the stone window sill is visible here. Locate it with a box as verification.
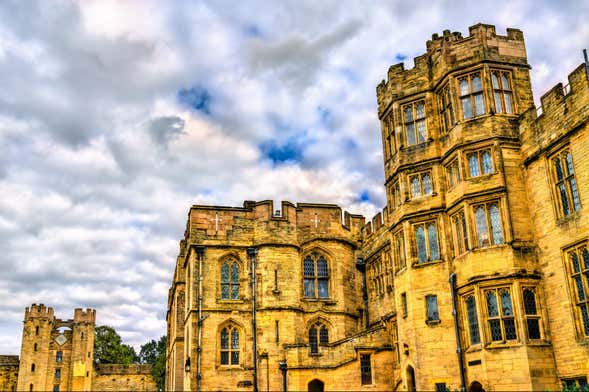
[412,259,444,269]
[484,340,521,350]
[217,299,245,304]
[556,211,582,226]
[425,319,441,326]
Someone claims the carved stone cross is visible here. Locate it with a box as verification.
[211,212,222,232]
[311,213,320,229]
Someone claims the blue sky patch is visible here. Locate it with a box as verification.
[358,190,371,202]
[260,137,305,165]
[177,86,211,114]
[244,24,262,37]
[395,53,407,62]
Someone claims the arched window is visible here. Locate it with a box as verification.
[220,324,239,365]
[31,363,35,372]
[303,253,329,298]
[221,259,240,300]
[56,351,62,363]
[33,343,37,351]
[308,322,329,354]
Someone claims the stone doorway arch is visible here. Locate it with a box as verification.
[406,365,416,391]
[308,378,324,392]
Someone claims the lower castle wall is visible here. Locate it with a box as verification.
[92,364,157,391]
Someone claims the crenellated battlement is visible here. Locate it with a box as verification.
[24,303,55,321]
[376,23,528,117]
[73,307,96,323]
[185,200,365,244]
[521,63,589,162]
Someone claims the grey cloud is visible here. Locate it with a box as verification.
[148,116,186,147]
[247,20,363,89]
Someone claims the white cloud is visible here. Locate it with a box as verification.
[0,0,587,354]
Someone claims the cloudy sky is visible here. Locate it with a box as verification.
[0,0,587,354]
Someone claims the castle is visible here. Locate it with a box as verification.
[166,24,589,391]
[0,305,156,391]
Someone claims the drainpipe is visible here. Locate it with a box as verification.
[449,273,466,392]
[195,246,205,392]
[248,247,259,392]
[355,258,369,328]
[278,360,287,392]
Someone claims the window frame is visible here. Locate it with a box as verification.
[457,70,486,119]
[490,69,514,115]
[549,148,582,219]
[472,200,504,248]
[303,252,330,299]
[383,113,396,160]
[360,353,373,385]
[412,220,441,264]
[401,100,428,146]
[308,321,329,354]
[463,294,481,346]
[445,158,461,189]
[484,287,517,343]
[390,180,402,210]
[425,295,440,323]
[401,292,408,318]
[564,243,589,339]
[393,229,406,272]
[408,170,434,199]
[522,287,542,340]
[451,209,469,256]
[220,257,241,301]
[219,323,241,366]
[466,148,494,178]
[438,83,455,134]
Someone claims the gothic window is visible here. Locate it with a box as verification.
[523,288,541,340]
[402,100,427,146]
[474,202,504,247]
[451,210,469,256]
[459,72,485,119]
[465,295,480,345]
[485,288,516,342]
[221,259,240,300]
[220,324,240,365]
[393,230,406,271]
[551,149,581,218]
[446,159,461,189]
[467,149,493,177]
[303,253,329,299]
[360,354,372,385]
[56,351,62,363]
[53,386,59,392]
[308,322,329,354]
[391,181,402,210]
[414,221,440,263]
[567,244,589,337]
[426,295,439,322]
[409,171,433,198]
[491,70,513,114]
[55,368,61,379]
[384,114,396,159]
[439,84,455,133]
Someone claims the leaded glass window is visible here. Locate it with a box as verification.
[474,202,504,247]
[409,171,433,198]
[414,221,440,263]
[491,70,513,114]
[485,288,517,342]
[446,159,461,189]
[360,354,372,385]
[221,259,240,300]
[465,295,480,344]
[303,253,329,298]
[551,149,581,218]
[568,245,589,336]
[452,210,469,256]
[403,100,427,146]
[220,325,240,365]
[426,295,439,321]
[467,149,493,177]
[391,181,402,210]
[309,322,328,354]
[523,288,541,339]
[459,72,485,119]
[439,84,455,133]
